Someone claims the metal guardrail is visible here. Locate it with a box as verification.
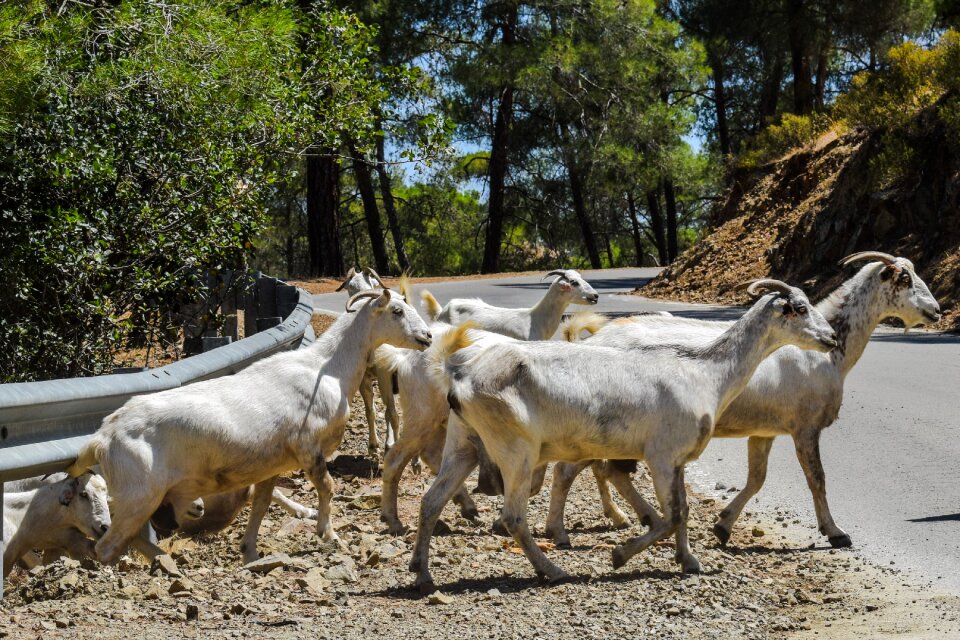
[0,276,316,595]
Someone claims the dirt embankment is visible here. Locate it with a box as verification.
[642,115,960,332]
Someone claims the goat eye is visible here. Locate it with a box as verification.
[80,491,88,499]
[392,307,403,315]
[573,281,580,287]
[796,305,807,314]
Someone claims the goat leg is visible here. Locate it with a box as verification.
[714,436,774,545]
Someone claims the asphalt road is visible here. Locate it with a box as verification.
[313,268,960,593]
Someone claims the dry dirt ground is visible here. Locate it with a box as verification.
[3,386,960,639]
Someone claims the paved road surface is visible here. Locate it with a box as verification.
[313,268,960,592]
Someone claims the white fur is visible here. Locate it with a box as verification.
[548,257,941,548]
[3,474,111,577]
[435,269,599,340]
[67,290,431,566]
[408,285,838,589]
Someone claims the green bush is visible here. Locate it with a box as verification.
[0,2,383,381]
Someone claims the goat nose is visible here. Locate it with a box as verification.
[425,331,433,340]
[101,524,109,532]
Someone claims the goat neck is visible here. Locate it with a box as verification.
[2,490,48,572]
[304,306,379,398]
[693,300,785,416]
[816,264,891,378]
[528,282,570,340]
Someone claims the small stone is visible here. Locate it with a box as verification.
[59,572,80,590]
[119,585,142,599]
[244,553,291,574]
[150,554,182,578]
[62,558,81,570]
[866,604,879,612]
[324,563,358,583]
[714,482,727,491]
[751,527,765,537]
[117,557,138,572]
[427,592,455,605]
[144,582,165,600]
[365,551,380,567]
[186,604,199,621]
[486,588,502,598]
[169,578,195,595]
[666,607,681,616]
[823,594,843,604]
[55,619,70,629]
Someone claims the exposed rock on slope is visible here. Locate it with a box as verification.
[643,111,960,331]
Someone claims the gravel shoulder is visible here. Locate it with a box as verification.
[4,393,959,638]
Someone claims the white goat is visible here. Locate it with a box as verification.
[149,486,316,536]
[66,289,432,566]
[338,266,402,456]
[547,252,941,549]
[3,474,111,577]
[431,269,599,340]
[408,280,838,591]
[376,270,599,534]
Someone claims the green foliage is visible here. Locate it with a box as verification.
[0,1,383,381]
[739,112,833,168]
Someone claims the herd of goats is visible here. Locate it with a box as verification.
[2,251,943,596]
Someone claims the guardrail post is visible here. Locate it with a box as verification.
[276,283,299,319]
[244,272,260,338]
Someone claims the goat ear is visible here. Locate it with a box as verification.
[375,288,393,308]
[59,479,79,506]
[880,265,898,281]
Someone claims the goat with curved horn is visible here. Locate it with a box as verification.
[734,279,795,298]
[364,267,389,289]
[542,269,568,281]
[838,251,896,267]
[346,289,389,312]
[335,267,357,292]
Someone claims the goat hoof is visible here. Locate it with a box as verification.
[611,547,627,570]
[433,520,452,536]
[387,522,408,537]
[461,507,480,521]
[417,580,438,595]
[828,534,853,549]
[491,519,509,537]
[712,523,731,546]
[555,539,572,550]
[681,558,704,574]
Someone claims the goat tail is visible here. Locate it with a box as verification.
[373,344,407,375]
[561,311,608,342]
[398,272,414,304]
[424,321,477,396]
[420,289,442,321]
[65,436,101,477]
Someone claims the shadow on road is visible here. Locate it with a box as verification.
[907,513,960,523]
[869,333,960,345]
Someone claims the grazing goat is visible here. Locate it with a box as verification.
[3,474,111,577]
[546,252,941,549]
[338,266,401,456]
[149,487,316,537]
[409,281,838,591]
[67,289,432,566]
[430,269,599,340]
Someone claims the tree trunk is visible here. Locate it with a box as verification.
[626,192,645,267]
[563,142,602,269]
[758,51,785,125]
[481,3,518,274]
[663,179,679,263]
[814,49,828,111]
[306,149,343,277]
[709,49,731,157]
[349,142,390,274]
[788,0,815,115]
[375,129,410,272]
[646,188,668,266]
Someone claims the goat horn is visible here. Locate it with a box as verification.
[838,251,897,267]
[335,267,357,292]
[345,290,383,312]
[367,268,388,289]
[542,269,567,281]
[736,279,796,298]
